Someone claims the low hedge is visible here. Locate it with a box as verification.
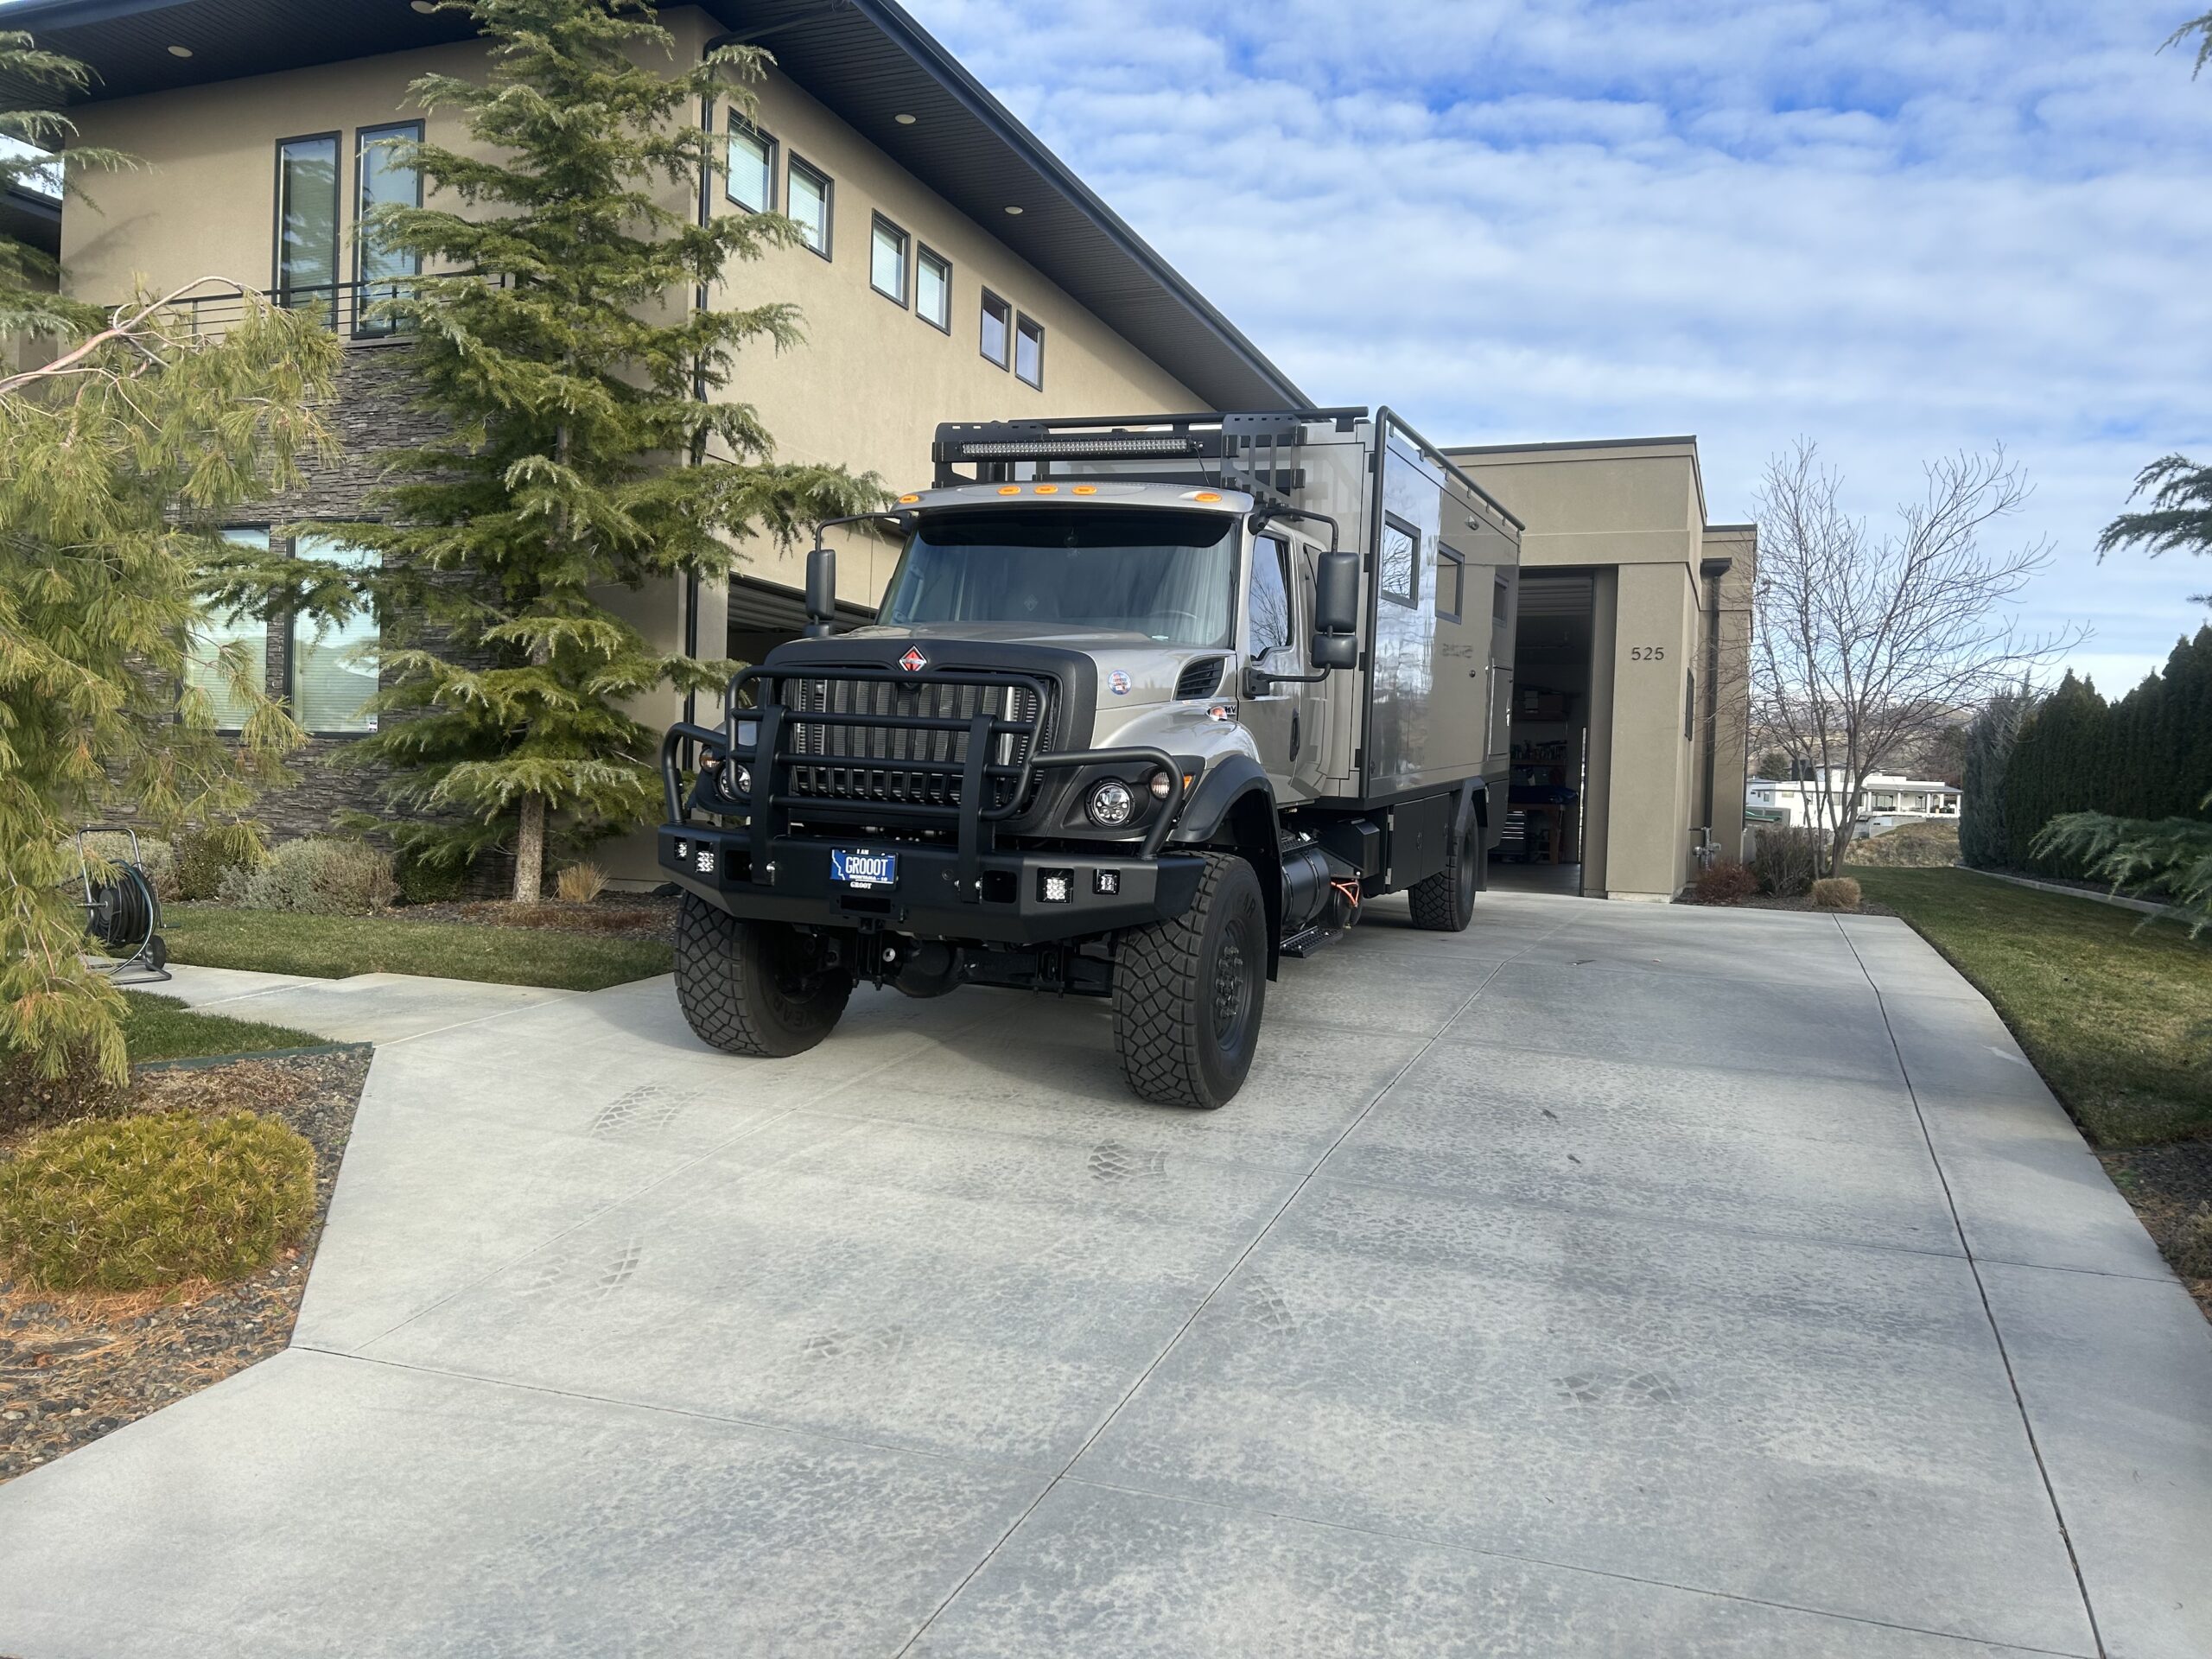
[0,1110,316,1291]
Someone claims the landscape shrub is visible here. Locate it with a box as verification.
[1750,826,1824,897]
[1810,876,1863,911]
[394,845,467,906]
[73,832,179,905]
[1844,821,1961,869]
[2177,1205,2212,1280]
[220,837,397,916]
[1692,861,1759,906]
[0,1110,315,1291]
[0,1040,129,1136]
[554,861,608,905]
[173,823,265,901]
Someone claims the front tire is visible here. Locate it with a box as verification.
[1113,852,1267,1109]
[675,893,852,1058]
[1408,811,1481,931]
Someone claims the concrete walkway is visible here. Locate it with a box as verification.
[2,895,2204,1656]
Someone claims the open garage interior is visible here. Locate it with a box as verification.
[1495,572,1598,896]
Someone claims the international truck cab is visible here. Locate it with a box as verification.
[658,409,1523,1108]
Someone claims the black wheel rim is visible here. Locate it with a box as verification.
[1210,912,1256,1053]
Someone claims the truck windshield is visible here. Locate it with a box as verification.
[883,507,1236,647]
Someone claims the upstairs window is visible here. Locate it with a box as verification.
[185,529,272,732]
[787,156,831,257]
[1014,312,1044,389]
[354,121,423,339]
[726,118,775,213]
[870,213,909,305]
[291,538,382,734]
[980,289,1011,367]
[276,133,340,326]
[916,245,951,333]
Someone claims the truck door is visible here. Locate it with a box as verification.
[1243,531,1331,804]
[1243,531,1303,800]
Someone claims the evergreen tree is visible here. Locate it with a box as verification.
[1959,683,2040,869]
[0,32,130,341]
[2,36,337,1085]
[217,0,885,901]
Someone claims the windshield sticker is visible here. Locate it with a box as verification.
[1109,670,1133,696]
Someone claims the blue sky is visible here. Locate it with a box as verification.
[909,0,2212,695]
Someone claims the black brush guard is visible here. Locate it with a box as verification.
[661,662,1187,913]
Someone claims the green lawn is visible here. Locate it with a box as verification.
[162,904,672,992]
[1856,867,2212,1147]
[122,991,323,1065]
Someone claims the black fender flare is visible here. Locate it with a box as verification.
[1167,756,1287,978]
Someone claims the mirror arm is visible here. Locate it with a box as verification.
[1247,504,1340,552]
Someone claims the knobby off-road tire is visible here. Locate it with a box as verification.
[1113,851,1267,1110]
[675,893,852,1058]
[1408,810,1481,931]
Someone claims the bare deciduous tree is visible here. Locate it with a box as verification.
[1751,442,2085,876]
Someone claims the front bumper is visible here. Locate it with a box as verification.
[660,826,1205,944]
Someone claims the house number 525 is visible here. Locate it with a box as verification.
[1630,645,1666,661]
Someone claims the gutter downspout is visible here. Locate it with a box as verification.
[1699,556,1732,842]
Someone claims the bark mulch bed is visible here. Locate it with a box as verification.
[0,1047,371,1484]
[2101,1138,2212,1319]
[398,888,678,941]
[1676,893,1901,916]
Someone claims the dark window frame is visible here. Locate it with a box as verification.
[725,112,778,214]
[1492,571,1510,626]
[272,130,342,328]
[1379,512,1421,609]
[869,212,910,307]
[194,526,278,734]
[353,119,423,340]
[786,152,833,260]
[915,243,952,334]
[979,287,1012,368]
[1014,310,1045,390]
[1246,532,1296,664]
[1435,544,1466,623]
[288,535,384,738]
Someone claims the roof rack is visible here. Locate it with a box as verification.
[931,409,1366,508]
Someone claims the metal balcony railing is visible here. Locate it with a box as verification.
[158,276,485,345]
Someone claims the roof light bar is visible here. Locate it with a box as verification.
[948,435,1201,460]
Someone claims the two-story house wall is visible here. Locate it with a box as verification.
[16,0,1302,874]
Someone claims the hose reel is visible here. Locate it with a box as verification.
[75,827,170,982]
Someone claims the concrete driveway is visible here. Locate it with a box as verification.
[1,893,2205,1656]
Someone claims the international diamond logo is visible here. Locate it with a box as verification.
[899,646,928,673]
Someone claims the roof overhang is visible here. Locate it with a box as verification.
[0,184,63,259]
[0,0,1307,411]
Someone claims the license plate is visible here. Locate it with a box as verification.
[830,849,898,891]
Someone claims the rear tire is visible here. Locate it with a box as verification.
[1408,811,1480,931]
[675,893,852,1058]
[1113,852,1266,1109]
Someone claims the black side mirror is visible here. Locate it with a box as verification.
[1311,548,1359,671]
[804,543,836,638]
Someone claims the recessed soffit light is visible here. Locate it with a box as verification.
[410,1,437,11]
[1003,204,1023,215]
[893,112,917,125]
[166,43,194,58]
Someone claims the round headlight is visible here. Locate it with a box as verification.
[1086,779,1136,828]
[731,764,753,796]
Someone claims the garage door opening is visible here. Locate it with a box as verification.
[1491,571,1596,895]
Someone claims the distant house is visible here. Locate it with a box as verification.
[1746,769,1961,840]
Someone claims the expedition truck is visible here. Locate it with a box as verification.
[657,409,1523,1109]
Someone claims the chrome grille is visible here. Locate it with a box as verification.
[783,673,1053,814]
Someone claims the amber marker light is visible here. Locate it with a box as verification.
[1071,485,1098,494]
[996,485,1022,495]
[898,493,920,504]
[1033,484,1059,494]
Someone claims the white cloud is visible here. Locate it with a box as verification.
[909,0,2212,687]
